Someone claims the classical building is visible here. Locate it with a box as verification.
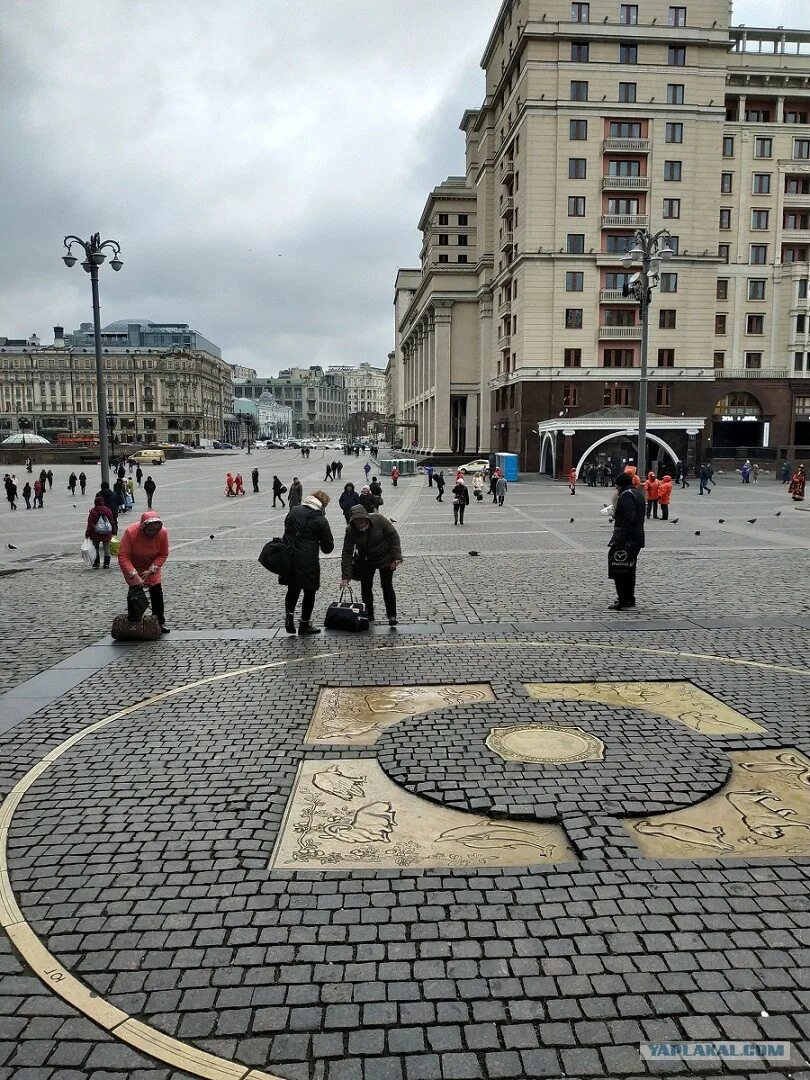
[328,363,388,417]
[392,1,810,469]
[232,395,293,441]
[68,319,222,358]
[0,322,231,445]
[232,367,347,437]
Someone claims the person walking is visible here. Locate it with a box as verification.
[741,460,751,484]
[324,462,334,483]
[225,472,235,497]
[4,475,17,511]
[251,467,259,493]
[359,485,377,513]
[341,504,403,626]
[272,475,287,508]
[86,493,116,568]
[658,474,673,521]
[280,490,334,636]
[113,477,127,514]
[339,481,361,521]
[698,463,711,496]
[21,481,32,510]
[126,477,135,503]
[789,464,806,502]
[46,469,54,491]
[369,476,383,506]
[336,461,343,479]
[569,467,577,496]
[68,472,77,497]
[97,480,118,525]
[608,471,645,611]
[25,457,32,474]
[33,478,44,509]
[752,462,760,484]
[489,471,498,504]
[644,471,659,519]
[117,463,126,482]
[452,477,470,525]
[495,475,508,508]
[473,473,484,502]
[391,465,400,488]
[78,471,87,496]
[425,463,434,487]
[781,461,791,484]
[128,458,134,475]
[118,510,171,633]
[235,474,245,496]
[144,475,156,509]
[363,461,372,484]
[288,476,303,508]
[135,465,143,487]
[435,470,445,502]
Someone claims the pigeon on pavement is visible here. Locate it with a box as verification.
[694,530,700,536]
[747,518,757,524]
[774,511,781,517]
[7,543,17,549]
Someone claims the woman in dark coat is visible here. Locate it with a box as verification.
[340,504,403,626]
[282,490,334,635]
[608,472,645,611]
[288,477,303,507]
[339,482,361,521]
[451,478,470,525]
[358,485,377,513]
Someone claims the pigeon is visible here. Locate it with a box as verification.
[718,519,725,524]
[7,543,17,549]
[469,550,479,556]
[774,511,781,517]
[694,530,700,536]
[670,518,679,524]
[747,518,757,524]
[570,517,575,523]
[209,534,215,539]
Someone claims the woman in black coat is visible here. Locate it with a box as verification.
[282,490,334,635]
[608,473,645,611]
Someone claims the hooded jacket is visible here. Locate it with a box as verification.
[644,472,659,500]
[341,505,403,577]
[658,476,673,506]
[339,484,361,519]
[97,483,118,520]
[288,478,303,507]
[118,510,169,584]
[86,495,116,539]
[283,498,334,591]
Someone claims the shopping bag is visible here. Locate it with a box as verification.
[608,544,636,575]
[110,535,121,556]
[80,538,95,568]
[127,585,150,621]
[324,587,369,632]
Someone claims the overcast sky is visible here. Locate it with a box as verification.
[1,1,809,376]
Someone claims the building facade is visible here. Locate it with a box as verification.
[68,319,222,359]
[392,1,810,468]
[232,367,347,437]
[0,324,231,445]
[328,363,389,417]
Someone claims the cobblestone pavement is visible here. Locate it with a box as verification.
[0,452,808,1078]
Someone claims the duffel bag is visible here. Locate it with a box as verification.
[111,613,163,641]
[258,536,292,577]
[324,587,369,633]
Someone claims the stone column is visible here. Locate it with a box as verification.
[433,301,453,453]
[479,300,493,454]
[465,393,479,454]
[562,434,574,480]
[777,96,785,124]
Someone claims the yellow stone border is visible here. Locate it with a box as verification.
[0,640,807,1078]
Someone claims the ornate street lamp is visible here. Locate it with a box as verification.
[621,229,673,477]
[62,233,123,486]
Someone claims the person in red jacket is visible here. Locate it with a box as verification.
[118,510,171,632]
[644,471,660,519]
[85,494,116,568]
[657,474,673,520]
[390,465,400,487]
[569,467,577,495]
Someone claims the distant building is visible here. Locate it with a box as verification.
[233,366,347,437]
[329,362,388,416]
[68,319,222,360]
[233,395,293,440]
[228,363,258,380]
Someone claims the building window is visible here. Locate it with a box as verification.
[800,280,808,300]
[746,314,764,335]
[604,383,631,405]
[658,349,675,367]
[718,244,730,264]
[570,119,588,140]
[721,172,732,193]
[438,254,449,263]
[563,384,579,406]
[715,313,727,335]
[569,157,587,179]
[660,273,678,293]
[566,271,584,291]
[571,2,589,21]
[745,352,762,370]
[668,46,686,67]
[752,173,771,195]
[458,254,468,263]
[620,5,638,25]
[663,198,681,219]
[605,233,634,253]
[751,209,769,231]
[716,279,729,300]
[603,349,635,367]
[664,160,682,181]
[713,351,725,369]
[667,83,685,105]
[719,208,731,230]
[438,234,449,245]
[571,42,589,62]
[749,244,768,265]
[570,80,589,101]
[795,352,806,371]
[457,214,468,226]
[565,308,583,328]
[659,309,677,329]
[619,82,637,103]
[620,44,638,64]
[457,234,468,246]
[787,111,809,125]
[668,235,680,255]
[754,137,772,159]
[668,6,687,25]
[564,349,582,367]
[610,121,642,138]
[567,233,585,254]
[438,214,448,226]
[794,139,810,160]
[568,196,586,216]
[722,136,734,158]
[665,123,683,144]
[655,384,673,407]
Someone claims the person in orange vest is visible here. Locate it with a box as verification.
[569,467,577,495]
[658,474,673,520]
[644,471,660,519]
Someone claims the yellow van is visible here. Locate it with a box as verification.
[128,448,166,465]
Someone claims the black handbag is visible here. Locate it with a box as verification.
[350,553,367,581]
[258,536,293,577]
[324,587,369,633]
[126,585,150,621]
[609,544,637,575]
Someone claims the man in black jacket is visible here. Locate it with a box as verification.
[96,481,119,530]
[340,505,403,626]
[608,472,645,610]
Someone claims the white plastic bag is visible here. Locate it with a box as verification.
[80,537,95,568]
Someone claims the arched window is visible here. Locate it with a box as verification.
[713,392,762,417]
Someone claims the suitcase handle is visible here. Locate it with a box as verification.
[339,585,354,603]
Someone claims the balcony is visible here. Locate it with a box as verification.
[600,289,636,303]
[782,228,810,243]
[601,213,649,229]
[602,175,650,191]
[498,332,512,349]
[718,367,790,379]
[500,196,514,216]
[498,298,512,315]
[499,230,514,251]
[598,325,642,339]
[603,137,651,153]
[500,157,515,179]
[783,191,810,206]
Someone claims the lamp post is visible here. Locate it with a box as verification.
[62,233,123,487]
[621,228,673,477]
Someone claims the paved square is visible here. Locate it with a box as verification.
[0,451,808,1078]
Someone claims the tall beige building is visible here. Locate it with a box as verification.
[329,363,389,417]
[393,1,810,470]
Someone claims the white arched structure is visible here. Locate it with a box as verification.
[575,431,680,479]
[539,432,556,476]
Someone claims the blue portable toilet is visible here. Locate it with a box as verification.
[495,453,519,481]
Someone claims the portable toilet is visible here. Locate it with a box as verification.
[379,457,417,477]
[495,452,519,481]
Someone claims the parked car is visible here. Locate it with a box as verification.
[129,448,166,465]
[458,459,490,475]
